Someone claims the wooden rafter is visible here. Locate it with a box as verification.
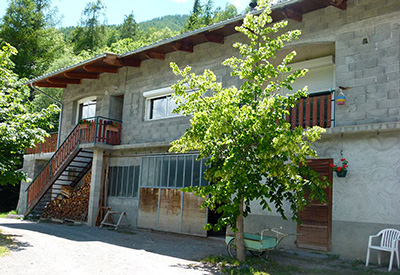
[121,59,141,67]
[34,83,67,88]
[103,56,124,66]
[328,0,347,10]
[83,65,119,73]
[145,52,165,60]
[282,7,302,22]
[47,78,81,84]
[64,72,100,79]
[172,41,194,53]
[204,33,224,44]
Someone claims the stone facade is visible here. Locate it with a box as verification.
[20,0,400,262]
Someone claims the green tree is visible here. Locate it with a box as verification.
[0,0,64,78]
[212,4,238,23]
[119,12,137,40]
[170,0,328,261]
[183,0,238,32]
[184,0,202,31]
[71,0,107,53]
[0,43,59,185]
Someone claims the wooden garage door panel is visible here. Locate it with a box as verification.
[158,189,182,232]
[181,192,207,237]
[138,188,207,236]
[138,188,159,229]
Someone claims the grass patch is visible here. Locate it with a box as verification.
[0,210,17,218]
[201,255,271,275]
[0,229,13,257]
[201,253,388,275]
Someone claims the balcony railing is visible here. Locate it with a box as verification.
[287,91,334,129]
[79,116,122,145]
[26,133,58,155]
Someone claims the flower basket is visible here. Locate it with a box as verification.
[330,158,349,178]
[79,124,91,130]
[105,125,118,132]
[336,170,347,177]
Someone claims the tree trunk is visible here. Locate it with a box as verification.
[235,198,246,261]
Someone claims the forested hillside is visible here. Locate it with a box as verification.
[0,0,242,209]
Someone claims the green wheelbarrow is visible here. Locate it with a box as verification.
[225,228,294,257]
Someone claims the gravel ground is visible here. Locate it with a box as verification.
[0,218,226,275]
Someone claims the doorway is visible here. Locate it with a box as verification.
[296,158,333,251]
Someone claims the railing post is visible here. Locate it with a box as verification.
[78,124,81,144]
[94,116,98,145]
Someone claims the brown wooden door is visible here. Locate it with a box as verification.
[297,159,333,251]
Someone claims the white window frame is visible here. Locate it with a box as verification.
[76,96,97,123]
[143,87,182,121]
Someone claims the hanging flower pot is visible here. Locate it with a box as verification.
[336,170,347,177]
[329,158,349,178]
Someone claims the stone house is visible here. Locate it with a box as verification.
[17,0,400,260]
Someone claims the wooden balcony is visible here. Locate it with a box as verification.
[287,91,334,129]
[25,133,58,155]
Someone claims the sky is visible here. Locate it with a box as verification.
[0,0,250,27]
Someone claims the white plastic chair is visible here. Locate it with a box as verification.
[365,228,400,271]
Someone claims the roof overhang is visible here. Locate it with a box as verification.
[28,0,347,88]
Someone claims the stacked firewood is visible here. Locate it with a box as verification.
[42,170,92,222]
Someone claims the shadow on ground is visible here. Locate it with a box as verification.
[0,219,226,262]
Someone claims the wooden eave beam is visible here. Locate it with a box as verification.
[34,82,67,88]
[204,33,224,44]
[103,54,141,67]
[121,59,141,67]
[103,55,124,66]
[172,41,194,53]
[329,0,347,10]
[47,78,81,84]
[282,7,302,22]
[64,72,100,79]
[83,65,119,73]
[145,51,165,60]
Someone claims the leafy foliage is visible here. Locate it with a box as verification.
[0,0,65,78]
[0,43,59,185]
[71,0,107,54]
[170,0,328,260]
[183,0,238,32]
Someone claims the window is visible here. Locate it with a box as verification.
[140,155,208,188]
[108,166,140,197]
[150,95,178,119]
[77,96,97,122]
[282,56,335,94]
[143,86,182,120]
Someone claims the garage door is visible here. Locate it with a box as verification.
[137,155,208,236]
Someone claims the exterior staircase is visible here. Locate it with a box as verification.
[25,117,122,216]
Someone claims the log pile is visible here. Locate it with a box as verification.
[42,170,92,222]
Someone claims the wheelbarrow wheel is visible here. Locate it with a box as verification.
[249,250,266,257]
[227,238,237,258]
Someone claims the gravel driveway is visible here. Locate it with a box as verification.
[0,218,226,275]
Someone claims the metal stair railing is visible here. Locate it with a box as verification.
[25,116,122,215]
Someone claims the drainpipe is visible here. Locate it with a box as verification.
[29,84,63,149]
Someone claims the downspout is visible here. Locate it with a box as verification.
[29,83,63,149]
